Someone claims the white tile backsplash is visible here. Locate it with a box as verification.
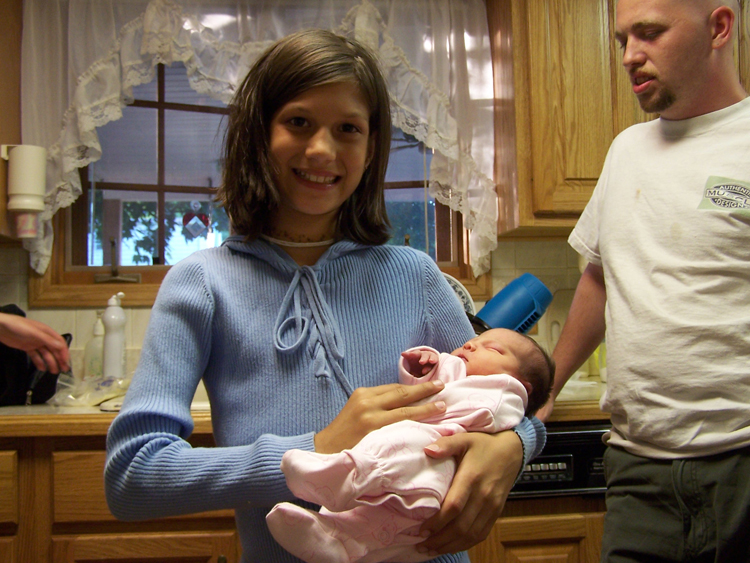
[514,240,570,270]
[27,309,77,340]
[130,308,152,348]
[486,239,581,351]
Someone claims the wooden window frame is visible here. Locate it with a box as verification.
[29,200,491,308]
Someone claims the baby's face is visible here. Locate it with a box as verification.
[451,328,535,381]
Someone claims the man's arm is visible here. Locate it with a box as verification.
[537,263,606,421]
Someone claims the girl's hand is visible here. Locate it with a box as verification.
[401,349,440,376]
[416,430,523,556]
[314,381,446,454]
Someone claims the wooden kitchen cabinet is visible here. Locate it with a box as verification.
[51,531,237,563]
[0,411,239,563]
[489,0,750,236]
[489,0,649,237]
[469,496,606,563]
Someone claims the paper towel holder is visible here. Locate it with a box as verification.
[1,144,47,238]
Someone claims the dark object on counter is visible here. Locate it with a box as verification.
[0,304,72,406]
[467,313,492,334]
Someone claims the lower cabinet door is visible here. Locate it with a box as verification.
[0,537,16,563]
[51,530,238,563]
[469,512,604,563]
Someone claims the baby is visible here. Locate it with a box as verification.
[266,328,554,563]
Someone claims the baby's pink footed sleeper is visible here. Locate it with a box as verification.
[266,346,527,563]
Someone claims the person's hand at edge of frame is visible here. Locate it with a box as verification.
[0,312,71,374]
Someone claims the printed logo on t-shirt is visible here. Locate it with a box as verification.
[699,176,750,212]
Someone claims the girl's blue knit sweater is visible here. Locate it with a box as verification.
[105,237,545,563]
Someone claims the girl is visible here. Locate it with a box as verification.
[104,29,545,563]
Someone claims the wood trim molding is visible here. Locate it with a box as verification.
[0,0,22,239]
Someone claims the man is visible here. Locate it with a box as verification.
[537,0,750,561]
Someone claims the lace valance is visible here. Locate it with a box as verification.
[21,0,497,275]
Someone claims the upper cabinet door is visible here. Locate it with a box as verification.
[491,0,649,235]
[514,0,652,220]
[524,0,615,216]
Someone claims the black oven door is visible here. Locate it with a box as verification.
[510,421,610,498]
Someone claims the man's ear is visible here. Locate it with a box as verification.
[709,6,735,49]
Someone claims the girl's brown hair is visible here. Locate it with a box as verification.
[218,29,392,244]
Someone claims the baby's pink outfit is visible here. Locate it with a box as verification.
[266,346,527,563]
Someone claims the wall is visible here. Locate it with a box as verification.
[0,239,582,378]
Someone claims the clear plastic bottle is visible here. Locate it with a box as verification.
[83,313,105,381]
[102,292,126,380]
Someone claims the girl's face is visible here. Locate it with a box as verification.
[268,81,374,235]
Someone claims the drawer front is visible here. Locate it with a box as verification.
[0,536,16,563]
[53,451,233,523]
[0,451,18,525]
[52,530,238,563]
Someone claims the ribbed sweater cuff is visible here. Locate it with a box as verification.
[255,432,317,504]
[512,416,546,483]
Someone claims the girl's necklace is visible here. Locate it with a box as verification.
[260,234,335,248]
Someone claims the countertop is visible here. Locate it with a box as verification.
[0,400,607,438]
[0,404,214,437]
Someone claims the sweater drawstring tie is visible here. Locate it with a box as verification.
[273,267,354,396]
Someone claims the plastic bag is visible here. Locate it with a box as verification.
[47,372,129,407]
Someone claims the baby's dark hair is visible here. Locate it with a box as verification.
[518,334,555,417]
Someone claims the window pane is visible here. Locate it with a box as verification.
[386,130,433,183]
[165,62,227,108]
[164,110,226,187]
[86,189,159,266]
[164,193,230,265]
[95,106,158,184]
[385,188,436,259]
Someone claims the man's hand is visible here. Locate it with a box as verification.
[535,395,555,422]
[416,430,523,556]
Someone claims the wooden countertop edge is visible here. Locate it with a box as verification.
[548,401,609,423]
[0,411,215,437]
[0,401,606,438]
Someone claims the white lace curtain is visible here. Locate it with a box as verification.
[21,0,497,276]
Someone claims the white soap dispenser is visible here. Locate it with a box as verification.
[83,312,105,381]
[102,292,126,380]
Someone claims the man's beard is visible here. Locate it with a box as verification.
[637,84,676,114]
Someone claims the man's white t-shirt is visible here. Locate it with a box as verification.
[570,96,750,459]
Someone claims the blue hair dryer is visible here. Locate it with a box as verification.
[470,273,553,334]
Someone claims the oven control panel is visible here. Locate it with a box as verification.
[520,454,574,483]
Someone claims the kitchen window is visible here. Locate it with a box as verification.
[25,2,496,307]
[35,62,489,307]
